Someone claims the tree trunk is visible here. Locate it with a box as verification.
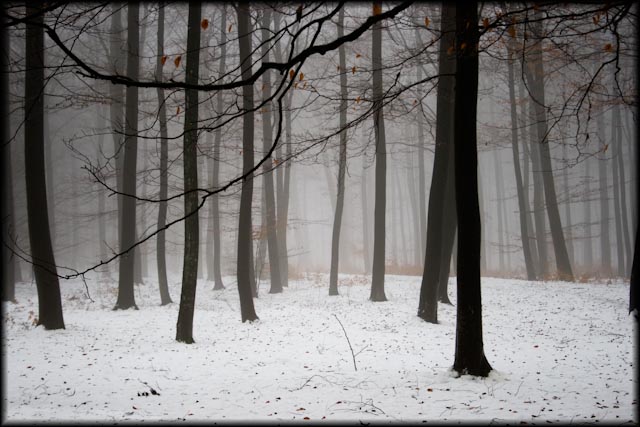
[259,8,283,294]
[155,2,172,305]
[207,5,226,290]
[236,3,259,321]
[597,111,612,277]
[493,146,505,273]
[369,1,387,302]
[114,3,140,310]
[362,156,371,274]
[96,106,108,278]
[406,151,422,268]
[524,13,573,281]
[2,13,16,301]
[109,4,125,256]
[529,96,548,278]
[583,157,593,272]
[417,2,455,322]
[25,5,65,329]
[452,1,491,377]
[561,142,574,267]
[506,44,536,280]
[176,1,201,343]
[613,102,631,276]
[438,146,456,305]
[329,7,348,296]
[630,227,638,318]
[416,66,427,262]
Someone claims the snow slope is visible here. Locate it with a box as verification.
[2,273,636,423]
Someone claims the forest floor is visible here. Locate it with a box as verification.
[2,272,637,423]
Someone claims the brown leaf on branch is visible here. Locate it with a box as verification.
[201,18,209,30]
[174,55,182,67]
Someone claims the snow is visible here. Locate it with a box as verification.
[2,273,636,423]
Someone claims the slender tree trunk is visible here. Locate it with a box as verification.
[417,2,455,322]
[528,96,548,278]
[416,66,427,261]
[524,13,573,282]
[611,108,624,277]
[236,3,259,321]
[25,5,65,329]
[519,78,539,275]
[452,1,491,377]
[96,106,108,278]
[438,146,456,305]
[329,8,348,296]
[208,5,226,290]
[583,158,593,272]
[597,111,612,277]
[255,184,268,291]
[370,1,387,302]
[630,227,638,317]
[175,1,201,343]
[114,3,140,310]
[155,2,172,305]
[1,13,16,301]
[613,102,631,276]
[280,88,293,285]
[259,8,283,294]
[406,152,422,268]
[506,43,536,280]
[362,157,371,274]
[561,142,574,268]
[493,146,505,273]
[109,4,125,255]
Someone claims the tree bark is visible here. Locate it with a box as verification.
[452,1,491,377]
[370,1,387,302]
[208,5,226,290]
[114,2,140,310]
[329,7,348,296]
[1,13,16,301]
[506,43,536,280]
[524,13,573,282]
[236,3,259,321]
[418,2,455,322]
[176,1,201,343]
[155,2,172,305]
[597,111,612,277]
[613,102,631,276]
[361,156,371,274]
[259,8,283,294]
[25,5,65,329]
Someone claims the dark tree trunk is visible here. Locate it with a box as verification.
[561,142,574,268]
[630,227,639,318]
[613,102,631,276]
[524,13,573,282]
[329,8,348,296]
[1,14,16,302]
[506,42,536,280]
[452,1,492,377]
[25,5,65,329]
[611,106,625,276]
[155,2,172,305]
[208,5,226,291]
[528,96,548,278]
[438,147,456,305]
[114,3,140,310]
[260,8,283,294]
[416,66,427,262]
[418,2,455,322]
[236,3,259,321]
[175,1,202,343]
[109,4,125,257]
[369,1,387,302]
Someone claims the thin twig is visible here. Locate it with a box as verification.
[333,314,357,372]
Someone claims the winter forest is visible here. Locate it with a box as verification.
[1,1,638,423]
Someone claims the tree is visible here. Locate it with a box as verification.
[260,7,283,295]
[329,7,348,297]
[236,2,259,322]
[176,1,202,343]
[522,9,574,282]
[506,33,536,280]
[452,1,491,377]
[1,9,17,302]
[24,5,65,329]
[114,3,140,310]
[155,2,172,306]
[418,2,455,323]
[207,5,227,291]
[369,1,388,302]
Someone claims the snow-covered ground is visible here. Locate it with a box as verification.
[2,273,636,423]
